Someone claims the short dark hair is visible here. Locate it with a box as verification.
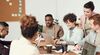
[84,1,95,11]
[0,22,9,27]
[63,13,77,23]
[21,25,38,39]
[90,14,100,26]
[45,14,53,20]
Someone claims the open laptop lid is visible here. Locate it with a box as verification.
[82,41,96,55]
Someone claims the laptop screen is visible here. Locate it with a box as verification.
[82,41,96,55]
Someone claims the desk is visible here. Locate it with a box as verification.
[39,47,77,55]
[38,39,77,55]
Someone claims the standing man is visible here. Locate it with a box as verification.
[0,22,11,55]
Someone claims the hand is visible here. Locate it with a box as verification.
[74,44,81,51]
[53,39,60,44]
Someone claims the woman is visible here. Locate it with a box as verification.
[62,13,83,45]
[9,15,40,55]
[79,1,97,36]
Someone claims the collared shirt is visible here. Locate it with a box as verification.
[61,26,83,44]
[9,36,39,55]
[80,30,100,52]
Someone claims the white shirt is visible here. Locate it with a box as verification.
[9,36,40,55]
[61,27,83,44]
[80,30,100,52]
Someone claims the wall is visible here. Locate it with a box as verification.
[3,22,21,41]
[4,0,100,40]
[25,0,58,25]
[0,0,25,21]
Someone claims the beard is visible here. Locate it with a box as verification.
[46,23,53,27]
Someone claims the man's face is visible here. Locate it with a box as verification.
[90,20,99,31]
[84,8,93,18]
[0,26,9,38]
[45,16,53,27]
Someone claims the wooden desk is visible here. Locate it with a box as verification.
[39,47,77,55]
[38,39,77,55]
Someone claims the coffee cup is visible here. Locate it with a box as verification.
[46,45,52,53]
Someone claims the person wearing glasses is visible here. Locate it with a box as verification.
[0,22,11,55]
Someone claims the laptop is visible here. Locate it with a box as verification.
[81,41,96,55]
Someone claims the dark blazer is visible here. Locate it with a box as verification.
[0,40,11,55]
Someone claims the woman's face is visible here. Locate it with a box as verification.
[65,20,75,28]
[90,20,99,31]
[84,8,93,18]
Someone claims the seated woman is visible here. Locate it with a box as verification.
[9,15,40,55]
[0,22,11,55]
[60,13,83,45]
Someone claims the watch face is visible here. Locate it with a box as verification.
[0,0,25,21]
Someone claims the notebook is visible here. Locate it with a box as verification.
[81,41,96,55]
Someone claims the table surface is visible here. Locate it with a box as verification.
[39,46,77,55]
[38,39,77,55]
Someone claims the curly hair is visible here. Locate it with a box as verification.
[63,13,77,23]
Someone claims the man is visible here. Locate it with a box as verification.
[43,14,64,44]
[0,22,11,55]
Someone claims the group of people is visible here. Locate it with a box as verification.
[0,1,100,55]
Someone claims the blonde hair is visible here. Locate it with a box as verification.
[20,14,37,28]
[90,14,100,26]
